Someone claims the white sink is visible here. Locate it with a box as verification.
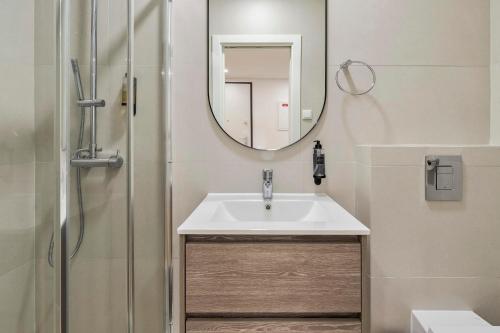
[177,193,370,236]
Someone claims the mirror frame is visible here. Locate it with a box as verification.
[207,0,328,151]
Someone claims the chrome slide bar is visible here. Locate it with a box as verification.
[90,0,98,158]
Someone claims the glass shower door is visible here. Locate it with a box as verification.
[54,0,169,332]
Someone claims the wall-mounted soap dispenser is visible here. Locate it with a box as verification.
[313,140,326,185]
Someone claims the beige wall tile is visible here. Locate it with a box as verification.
[0,163,35,199]
[66,166,126,260]
[134,161,164,260]
[357,146,500,330]
[333,0,490,66]
[354,163,371,227]
[357,145,500,167]
[0,263,35,333]
[134,258,165,333]
[370,277,500,333]
[369,164,500,278]
[491,64,500,144]
[69,258,126,333]
[1,1,36,332]
[303,161,357,214]
[35,65,56,163]
[329,65,490,162]
[0,64,35,165]
[492,0,500,66]
[172,0,207,66]
[172,162,209,260]
[0,193,35,275]
[0,0,34,65]
[34,259,54,333]
[70,0,110,66]
[35,0,55,66]
[109,0,163,67]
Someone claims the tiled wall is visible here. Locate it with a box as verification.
[171,0,492,332]
[492,0,500,143]
[0,0,35,333]
[356,145,500,332]
[0,0,36,332]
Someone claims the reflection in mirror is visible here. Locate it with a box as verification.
[209,0,326,150]
[225,47,291,149]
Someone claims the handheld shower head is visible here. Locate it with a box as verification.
[71,59,85,101]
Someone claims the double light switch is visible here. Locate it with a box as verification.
[425,155,462,201]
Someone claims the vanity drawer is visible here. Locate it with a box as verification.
[186,319,362,333]
[185,241,361,315]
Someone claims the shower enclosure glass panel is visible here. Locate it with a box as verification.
[55,0,168,332]
[0,0,168,331]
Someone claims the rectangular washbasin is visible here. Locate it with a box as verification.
[177,193,370,236]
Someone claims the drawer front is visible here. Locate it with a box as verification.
[186,319,362,333]
[186,242,361,315]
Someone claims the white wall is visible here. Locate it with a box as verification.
[229,79,290,150]
[252,79,289,150]
[172,0,491,332]
[209,0,326,136]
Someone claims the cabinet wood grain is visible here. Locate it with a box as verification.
[186,242,361,316]
[186,319,361,333]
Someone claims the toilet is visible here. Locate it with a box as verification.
[411,310,499,333]
[429,328,500,333]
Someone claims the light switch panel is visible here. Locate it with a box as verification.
[302,109,313,120]
[425,155,462,201]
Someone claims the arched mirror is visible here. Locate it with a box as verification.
[208,0,327,150]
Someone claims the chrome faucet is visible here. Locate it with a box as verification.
[263,169,273,209]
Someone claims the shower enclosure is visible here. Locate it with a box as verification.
[0,0,172,332]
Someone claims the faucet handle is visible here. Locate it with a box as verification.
[263,169,273,180]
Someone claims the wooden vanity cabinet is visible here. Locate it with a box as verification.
[184,235,363,333]
[186,319,361,333]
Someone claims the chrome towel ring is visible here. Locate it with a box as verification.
[335,59,376,95]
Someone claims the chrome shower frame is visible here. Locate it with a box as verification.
[127,0,136,332]
[55,0,71,331]
[162,1,173,332]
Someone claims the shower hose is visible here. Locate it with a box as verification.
[48,103,86,267]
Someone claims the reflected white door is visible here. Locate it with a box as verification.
[224,83,252,146]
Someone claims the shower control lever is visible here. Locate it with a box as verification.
[77,99,106,108]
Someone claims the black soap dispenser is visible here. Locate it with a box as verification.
[313,140,326,185]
